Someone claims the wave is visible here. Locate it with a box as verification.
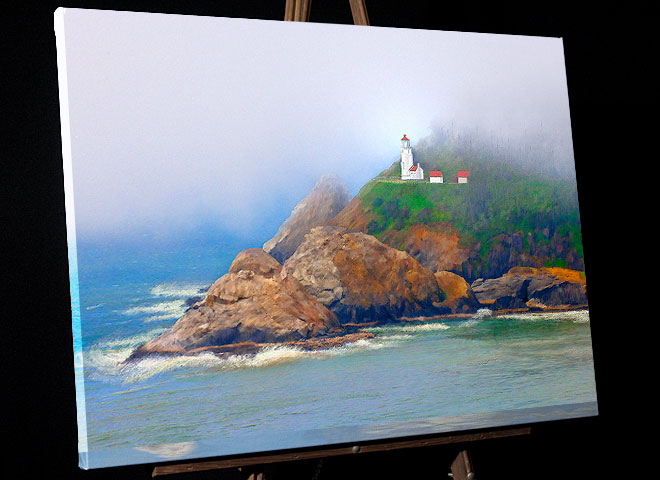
[150,282,208,298]
[473,308,493,319]
[93,329,168,350]
[116,352,226,383]
[366,311,493,335]
[120,282,209,322]
[498,310,590,323]
[85,328,169,379]
[451,308,493,328]
[85,333,405,383]
[399,322,450,333]
[123,300,187,320]
[364,321,450,335]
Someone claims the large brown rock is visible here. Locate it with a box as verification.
[263,174,350,263]
[128,249,341,359]
[283,226,449,323]
[471,266,587,310]
[434,270,481,313]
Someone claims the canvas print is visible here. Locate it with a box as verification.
[55,8,598,469]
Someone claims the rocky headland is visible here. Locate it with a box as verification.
[128,174,589,362]
[127,248,371,361]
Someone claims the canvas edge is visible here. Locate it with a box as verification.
[54,7,90,469]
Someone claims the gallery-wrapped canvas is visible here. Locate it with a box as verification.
[55,8,598,469]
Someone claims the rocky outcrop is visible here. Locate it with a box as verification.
[263,174,350,263]
[471,266,587,311]
[128,248,342,360]
[433,271,481,313]
[283,226,449,323]
[379,224,472,274]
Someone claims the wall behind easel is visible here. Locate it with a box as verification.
[5,0,654,478]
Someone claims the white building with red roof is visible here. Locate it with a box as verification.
[429,171,443,183]
[400,134,424,181]
[456,170,470,183]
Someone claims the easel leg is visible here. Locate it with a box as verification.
[239,467,265,480]
[450,449,475,480]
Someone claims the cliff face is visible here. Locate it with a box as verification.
[328,196,374,232]
[379,224,472,273]
[331,200,472,276]
[283,226,449,323]
[330,191,584,283]
[129,249,341,359]
[263,174,350,263]
[461,232,585,281]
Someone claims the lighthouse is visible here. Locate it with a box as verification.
[400,134,424,181]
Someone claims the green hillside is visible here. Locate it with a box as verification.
[353,133,584,280]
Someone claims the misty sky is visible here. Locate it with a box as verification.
[56,8,574,241]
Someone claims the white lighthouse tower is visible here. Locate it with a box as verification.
[400,134,423,180]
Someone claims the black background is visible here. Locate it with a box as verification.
[4,1,655,478]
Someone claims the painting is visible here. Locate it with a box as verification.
[55,8,597,469]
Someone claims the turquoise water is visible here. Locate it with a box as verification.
[71,235,598,467]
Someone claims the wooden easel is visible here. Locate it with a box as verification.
[148,2,531,478]
[284,0,370,25]
[152,426,530,479]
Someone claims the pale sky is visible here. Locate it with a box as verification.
[57,8,574,240]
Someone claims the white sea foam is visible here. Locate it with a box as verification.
[150,282,208,298]
[473,308,493,319]
[123,300,186,320]
[364,322,450,335]
[453,308,494,328]
[86,333,394,383]
[120,352,226,383]
[94,329,168,350]
[400,322,451,333]
[85,328,168,379]
[121,282,208,321]
[223,345,307,369]
[499,310,590,323]
[377,334,414,341]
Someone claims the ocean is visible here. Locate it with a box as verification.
[70,233,598,469]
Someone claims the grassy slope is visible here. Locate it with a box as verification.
[356,139,583,271]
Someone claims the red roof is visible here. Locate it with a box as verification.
[401,134,409,141]
[457,170,470,177]
[429,171,443,177]
[409,165,418,171]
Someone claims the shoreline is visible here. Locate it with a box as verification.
[125,331,376,362]
[126,306,589,363]
[397,305,589,323]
